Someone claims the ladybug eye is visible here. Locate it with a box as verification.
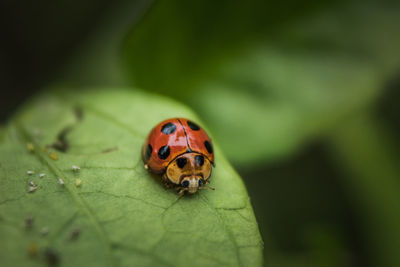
[198,179,204,187]
[182,180,189,188]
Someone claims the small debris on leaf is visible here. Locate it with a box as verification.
[27,170,34,175]
[49,152,58,160]
[39,173,46,178]
[25,215,34,229]
[40,227,49,236]
[101,146,118,153]
[28,186,37,193]
[58,178,64,185]
[75,179,82,187]
[44,248,59,266]
[28,242,38,257]
[70,228,80,240]
[72,165,80,171]
[32,129,41,136]
[74,106,84,121]
[26,143,35,152]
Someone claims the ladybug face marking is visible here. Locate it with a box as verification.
[195,155,204,166]
[176,157,187,168]
[166,153,212,194]
[142,118,215,195]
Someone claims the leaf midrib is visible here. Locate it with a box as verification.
[14,123,115,267]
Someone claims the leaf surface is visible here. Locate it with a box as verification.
[0,89,262,267]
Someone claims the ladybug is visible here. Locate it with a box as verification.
[142,118,215,195]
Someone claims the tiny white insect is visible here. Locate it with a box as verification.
[40,227,49,236]
[39,173,46,178]
[27,171,34,175]
[72,165,80,171]
[58,178,65,185]
[29,181,36,187]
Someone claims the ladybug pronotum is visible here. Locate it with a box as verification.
[142,118,215,195]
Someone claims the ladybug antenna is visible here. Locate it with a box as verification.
[202,185,215,191]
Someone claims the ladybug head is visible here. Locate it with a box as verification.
[180,176,204,194]
[166,152,213,194]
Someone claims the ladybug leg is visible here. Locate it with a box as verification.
[177,187,186,196]
[163,181,173,189]
[162,174,173,189]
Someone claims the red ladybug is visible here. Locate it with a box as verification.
[142,118,215,195]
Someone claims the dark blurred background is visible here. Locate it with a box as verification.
[1,0,400,266]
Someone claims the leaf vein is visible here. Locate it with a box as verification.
[200,194,244,267]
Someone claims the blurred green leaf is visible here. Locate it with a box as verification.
[329,113,400,267]
[0,89,262,267]
[124,0,400,167]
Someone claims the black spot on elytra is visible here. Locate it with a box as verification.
[177,157,187,168]
[158,145,170,160]
[204,140,213,154]
[187,120,200,131]
[145,144,152,161]
[161,123,176,135]
[195,155,204,166]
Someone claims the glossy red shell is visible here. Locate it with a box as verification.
[142,118,214,174]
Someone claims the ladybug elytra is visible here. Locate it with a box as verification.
[142,118,215,195]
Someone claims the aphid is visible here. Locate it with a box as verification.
[58,178,64,185]
[39,173,46,178]
[142,118,215,195]
[70,228,80,240]
[40,227,49,236]
[75,179,82,187]
[27,171,34,175]
[25,215,34,229]
[49,152,58,160]
[28,181,37,193]
[72,165,80,171]
[26,143,35,152]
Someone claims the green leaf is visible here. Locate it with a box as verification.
[123,0,400,167]
[0,89,262,267]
